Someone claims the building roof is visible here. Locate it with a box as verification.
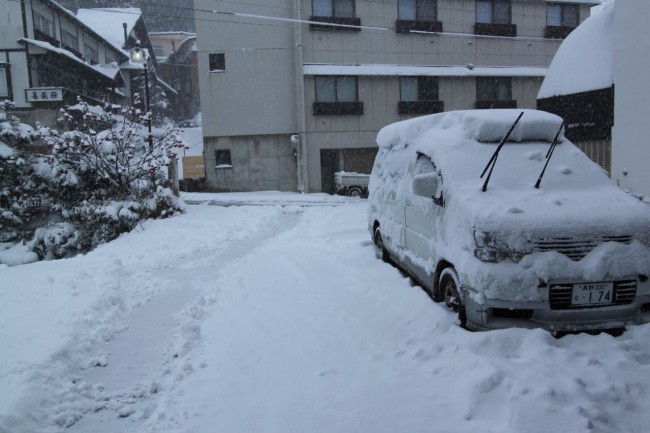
[303,64,547,78]
[537,5,613,99]
[76,8,143,53]
[19,38,124,81]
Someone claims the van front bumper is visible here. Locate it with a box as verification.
[463,280,650,332]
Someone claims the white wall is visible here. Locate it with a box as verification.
[611,0,650,199]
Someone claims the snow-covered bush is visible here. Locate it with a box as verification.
[0,101,48,243]
[26,100,185,259]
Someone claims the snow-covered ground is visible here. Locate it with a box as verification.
[2,193,650,433]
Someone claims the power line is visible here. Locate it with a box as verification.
[6,0,575,46]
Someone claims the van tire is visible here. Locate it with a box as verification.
[348,187,363,198]
[439,267,467,327]
[374,228,390,263]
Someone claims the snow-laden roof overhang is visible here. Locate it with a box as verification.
[19,38,125,82]
[40,1,128,63]
[304,64,547,78]
[537,5,613,99]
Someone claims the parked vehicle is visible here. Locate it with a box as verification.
[368,109,650,333]
[335,171,369,198]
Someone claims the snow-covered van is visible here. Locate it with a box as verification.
[368,109,650,333]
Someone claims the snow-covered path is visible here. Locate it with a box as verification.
[2,195,650,433]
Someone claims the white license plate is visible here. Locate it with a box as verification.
[572,282,614,306]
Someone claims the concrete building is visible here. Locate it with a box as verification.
[195,0,596,193]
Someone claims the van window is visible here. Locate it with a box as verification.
[413,153,436,175]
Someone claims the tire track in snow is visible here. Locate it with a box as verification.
[19,208,303,433]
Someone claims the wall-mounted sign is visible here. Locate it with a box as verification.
[25,87,63,102]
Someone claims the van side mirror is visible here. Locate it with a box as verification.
[412,172,443,205]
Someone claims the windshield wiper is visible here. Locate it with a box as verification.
[534,121,565,189]
[480,111,524,192]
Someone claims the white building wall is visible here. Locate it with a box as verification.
[196,0,591,193]
[611,0,650,199]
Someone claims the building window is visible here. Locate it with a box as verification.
[313,0,355,18]
[476,0,510,24]
[398,0,436,21]
[475,0,516,36]
[61,29,79,52]
[209,53,225,72]
[0,67,10,98]
[313,76,363,115]
[215,149,232,167]
[398,76,443,114]
[476,77,516,109]
[33,11,55,38]
[84,42,98,64]
[396,0,442,33]
[153,45,164,57]
[545,3,579,39]
[310,0,361,31]
[105,50,117,65]
[547,3,579,27]
[400,76,439,101]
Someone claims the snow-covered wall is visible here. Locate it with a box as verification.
[611,0,650,199]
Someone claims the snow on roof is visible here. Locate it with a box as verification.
[537,5,613,99]
[76,8,142,53]
[304,64,547,77]
[156,76,178,95]
[19,39,122,80]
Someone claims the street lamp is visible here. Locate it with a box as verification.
[130,42,153,152]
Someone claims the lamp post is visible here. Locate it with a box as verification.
[130,42,153,152]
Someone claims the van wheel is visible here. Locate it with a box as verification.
[439,267,467,327]
[374,228,389,263]
[348,187,363,198]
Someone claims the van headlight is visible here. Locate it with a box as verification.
[474,230,524,263]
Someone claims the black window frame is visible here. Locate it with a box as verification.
[545,3,579,39]
[209,53,226,72]
[474,0,516,37]
[398,76,444,115]
[310,0,361,31]
[475,77,516,109]
[313,75,363,116]
[215,149,232,167]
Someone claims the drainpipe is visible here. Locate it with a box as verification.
[293,0,308,193]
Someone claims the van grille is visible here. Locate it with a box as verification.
[549,280,637,310]
[533,235,632,261]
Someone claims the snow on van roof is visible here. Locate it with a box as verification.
[377,109,563,148]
